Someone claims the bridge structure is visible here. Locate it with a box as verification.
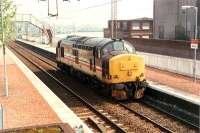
[15,14,53,44]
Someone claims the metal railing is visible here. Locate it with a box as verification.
[15,14,53,44]
[16,14,44,30]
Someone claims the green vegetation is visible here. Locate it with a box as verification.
[0,0,16,45]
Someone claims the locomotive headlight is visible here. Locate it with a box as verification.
[113,75,119,79]
[140,73,144,77]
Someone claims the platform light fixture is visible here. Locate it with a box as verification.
[181,6,198,39]
[181,5,198,82]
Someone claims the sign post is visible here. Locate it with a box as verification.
[191,39,198,82]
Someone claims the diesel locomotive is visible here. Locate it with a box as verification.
[56,36,147,100]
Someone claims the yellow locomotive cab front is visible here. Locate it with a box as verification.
[107,54,146,100]
[109,54,145,84]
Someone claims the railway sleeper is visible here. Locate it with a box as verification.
[87,116,107,133]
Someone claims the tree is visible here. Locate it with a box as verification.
[0,0,16,45]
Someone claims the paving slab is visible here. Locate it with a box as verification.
[0,64,61,129]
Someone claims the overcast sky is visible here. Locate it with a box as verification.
[13,0,153,27]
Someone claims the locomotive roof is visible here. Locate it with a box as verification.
[62,35,115,48]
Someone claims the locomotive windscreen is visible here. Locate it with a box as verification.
[102,41,136,55]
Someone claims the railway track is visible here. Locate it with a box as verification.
[118,102,174,132]
[8,42,198,133]
[15,41,199,128]
[9,44,128,133]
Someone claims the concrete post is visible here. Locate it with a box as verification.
[0,104,3,129]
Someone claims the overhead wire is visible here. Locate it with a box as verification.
[55,0,123,20]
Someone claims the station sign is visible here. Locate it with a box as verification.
[191,39,198,49]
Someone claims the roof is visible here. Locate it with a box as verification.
[109,17,153,22]
[62,35,114,48]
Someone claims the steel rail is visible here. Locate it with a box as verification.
[141,99,199,129]
[118,102,175,133]
[8,44,127,133]
[11,44,57,69]
[15,40,56,62]
[14,41,199,131]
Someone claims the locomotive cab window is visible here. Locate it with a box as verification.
[113,41,124,51]
[102,41,136,56]
[124,41,136,53]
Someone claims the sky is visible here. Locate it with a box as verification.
[13,0,153,28]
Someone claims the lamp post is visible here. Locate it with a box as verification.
[0,0,8,96]
[183,8,188,38]
[181,6,198,82]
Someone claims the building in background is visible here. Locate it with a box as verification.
[104,18,153,39]
[153,0,200,40]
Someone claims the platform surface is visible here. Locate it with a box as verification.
[0,47,61,129]
[0,46,92,132]
[147,67,200,105]
[16,39,200,105]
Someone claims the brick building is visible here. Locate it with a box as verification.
[104,18,153,39]
[153,0,200,40]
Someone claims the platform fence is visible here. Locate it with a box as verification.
[15,14,53,44]
[138,51,200,79]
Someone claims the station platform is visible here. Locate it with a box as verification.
[16,39,200,106]
[0,46,92,132]
[147,67,200,105]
